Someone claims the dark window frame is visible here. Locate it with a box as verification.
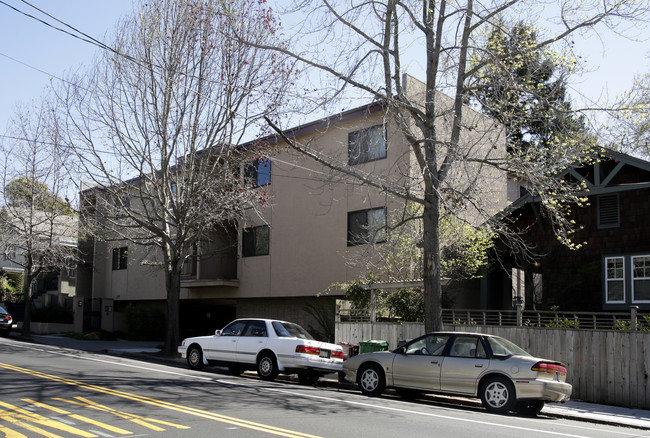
[112,247,128,270]
[348,124,387,165]
[242,225,270,257]
[245,158,272,188]
[347,207,386,246]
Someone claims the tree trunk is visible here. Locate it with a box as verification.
[21,271,33,338]
[163,267,181,356]
[422,196,442,332]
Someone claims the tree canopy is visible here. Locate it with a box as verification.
[58,0,292,354]
[609,71,650,158]
[5,177,73,216]
[242,0,649,332]
[471,22,592,159]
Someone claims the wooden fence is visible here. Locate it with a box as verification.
[335,322,650,409]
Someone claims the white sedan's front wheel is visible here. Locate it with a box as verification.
[187,345,204,371]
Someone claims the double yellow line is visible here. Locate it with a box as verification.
[0,362,322,438]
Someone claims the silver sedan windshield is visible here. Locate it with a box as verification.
[487,336,529,357]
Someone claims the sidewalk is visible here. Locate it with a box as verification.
[19,332,650,430]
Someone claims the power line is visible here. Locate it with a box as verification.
[0,1,301,150]
[0,0,107,52]
[0,51,93,93]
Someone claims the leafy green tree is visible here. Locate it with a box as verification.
[385,289,424,322]
[471,22,591,159]
[245,0,648,332]
[439,219,494,281]
[0,273,22,303]
[5,177,73,216]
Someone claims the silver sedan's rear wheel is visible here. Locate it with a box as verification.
[358,363,385,397]
[187,345,204,371]
[480,376,516,414]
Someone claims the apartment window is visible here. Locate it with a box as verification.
[348,125,386,165]
[598,194,619,229]
[633,255,650,302]
[242,225,270,257]
[245,158,271,187]
[112,247,128,270]
[605,257,625,303]
[348,207,386,246]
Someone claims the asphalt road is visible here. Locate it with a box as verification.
[0,337,647,438]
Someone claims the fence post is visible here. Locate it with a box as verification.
[631,305,639,331]
[515,298,524,326]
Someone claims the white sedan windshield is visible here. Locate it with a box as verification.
[272,321,314,340]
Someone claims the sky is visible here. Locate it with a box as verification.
[0,0,133,133]
[0,1,649,137]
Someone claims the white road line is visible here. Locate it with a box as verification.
[5,340,643,438]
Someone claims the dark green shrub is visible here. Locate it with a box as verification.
[123,306,165,341]
[32,305,74,323]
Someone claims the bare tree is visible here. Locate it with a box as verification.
[0,96,78,338]
[58,0,293,354]
[237,0,649,331]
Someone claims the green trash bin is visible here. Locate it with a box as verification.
[359,340,389,354]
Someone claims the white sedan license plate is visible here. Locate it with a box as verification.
[320,349,331,358]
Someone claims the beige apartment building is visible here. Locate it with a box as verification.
[76,76,513,339]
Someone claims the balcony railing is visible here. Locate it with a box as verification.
[337,307,650,331]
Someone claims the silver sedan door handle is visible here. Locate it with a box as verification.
[475,364,483,368]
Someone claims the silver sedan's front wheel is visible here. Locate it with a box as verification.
[480,376,516,414]
[358,363,385,397]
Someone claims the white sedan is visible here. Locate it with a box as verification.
[178,318,344,384]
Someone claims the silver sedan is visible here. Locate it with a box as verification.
[342,331,572,415]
